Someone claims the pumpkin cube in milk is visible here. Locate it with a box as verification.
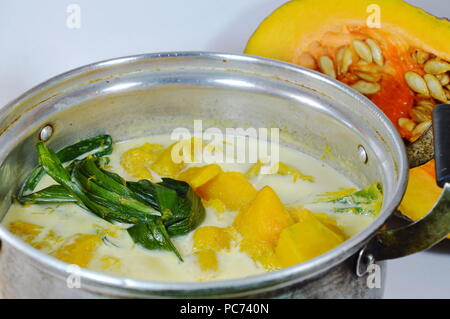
[120,143,164,179]
[197,172,257,211]
[275,213,344,268]
[313,213,347,241]
[289,206,347,241]
[195,250,219,272]
[150,143,185,178]
[233,186,293,268]
[53,234,101,268]
[178,164,222,189]
[194,226,232,251]
[193,226,232,271]
[151,138,202,178]
[8,221,62,252]
[8,220,43,241]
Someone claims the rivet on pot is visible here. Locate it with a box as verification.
[39,125,54,142]
[357,145,368,164]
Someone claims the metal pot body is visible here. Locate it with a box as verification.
[0,52,407,298]
[0,241,386,298]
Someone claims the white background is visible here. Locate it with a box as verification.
[0,0,449,298]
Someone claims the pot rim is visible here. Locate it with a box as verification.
[0,51,408,297]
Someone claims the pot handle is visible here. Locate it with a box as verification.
[367,104,450,261]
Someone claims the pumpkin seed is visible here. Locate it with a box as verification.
[341,47,353,74]
[424,59,450,74]
[416,94,432,100]
[398,117,416,132]
[355,72,381,82]
[353,63,380,74]
[413,49,430,65]
[437,73,450,86]
[319,56,336,78]
[365,39,384,66]
[415,103,434,113]
[298,52,317,69]
[416,99,435,110]
[405,72,429,96]
[411,107,431,123]
[412,120,432,137]
[343,73,359,83]
[424,74,448,103]
[416,105,433,115]
[352,40,373,63]
[351,80,381,95]
[336,47,346,75]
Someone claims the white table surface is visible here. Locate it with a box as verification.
[0,0,449,299]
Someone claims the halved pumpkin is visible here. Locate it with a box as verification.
[245,0,450,232]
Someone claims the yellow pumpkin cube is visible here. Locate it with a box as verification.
[288,206,347,241]
[204,198,226,214]
[8,221,62,252]
[193,226,231,251]
[178,164,222,189]
[288,206,314,223]
[120,142,164,179]
[193,226,231,272]
[233,186,292,268]
[150,143,185,178]
[197,172,257,211]
[151,138,202,178]
[53,234,101,268]
[8,220,43,240]
[275,217,344,268]
[195,249,219,272]
[313,213,347,241]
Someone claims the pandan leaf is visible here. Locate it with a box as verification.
[19,184,76,204]
[36,142,136,224]
[315,187,358,202]
[127,220,183,261]
[128,178,206,236]
[19,135,112,197]
[22,140,206,260]
[321,183,383,216]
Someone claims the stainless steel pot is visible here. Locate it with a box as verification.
[0,52,448,298]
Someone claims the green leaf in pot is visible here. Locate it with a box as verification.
[28,141,206,260]
[127,220,183,261]
[17,160,92,204]
[76,158,141,200]
[126,179,164,211]
[72,162,161,222]
[162,179,206,236]
[18,184,76,204]
[36,142,141,224]
[19,135,113,197]
[317,183,383,216]
[100,167,127,185]
[128,178,206,236]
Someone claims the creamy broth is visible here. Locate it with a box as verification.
[2,135,375,282]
